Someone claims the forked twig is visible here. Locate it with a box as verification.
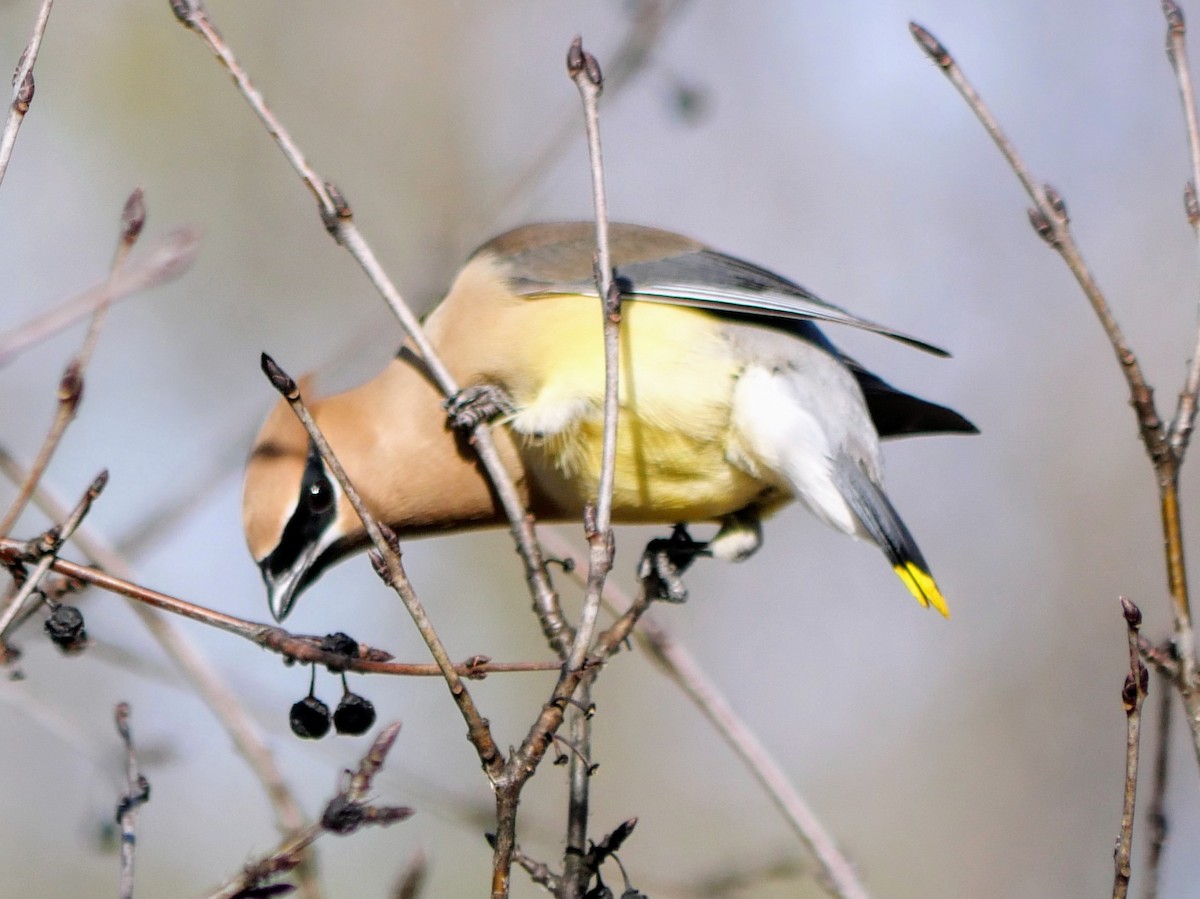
[561,36,620,898]
[540,529,870,899]
[259,354,504,777]
[167,0,569,656]
[1163,0,1200,456]
[0,191,166,538]
[911,7,1200,776]
[0,535,557,680]
[205,723,412,899]
[0,450,315,887]
[0,470,106,641]
[0,227,200,368]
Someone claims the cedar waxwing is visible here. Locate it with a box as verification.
[244,222,976,622]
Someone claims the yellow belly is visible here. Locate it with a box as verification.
[504,297,770,521]
[423,258,779,522]
[523,407,770,522]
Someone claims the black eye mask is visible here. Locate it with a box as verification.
[262,444,337,580]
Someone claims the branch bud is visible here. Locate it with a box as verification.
[909,22,952,69]
[566,36,603,91]
[1043,184,1068,222]
[1122,673,1139,714]
[1163,0,1185,36]
[1120,596,1142,630]
[1028,208,1056,245]
[58,360,83,412]
[13,69,33,114]
[88,469,110,500]
[121,188,147,245]
[260,352,298,398]
[168,0,200,26]
[321,181,352,235]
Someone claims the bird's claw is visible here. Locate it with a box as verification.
[638,524,710,603]
[445,384,514,432]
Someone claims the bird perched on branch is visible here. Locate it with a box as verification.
[243,222,975,622]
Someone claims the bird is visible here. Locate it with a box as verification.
[243,222,976,623]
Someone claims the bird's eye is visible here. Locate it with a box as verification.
[306,476,334,514]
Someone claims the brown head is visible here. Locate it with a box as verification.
[242,353,532,621]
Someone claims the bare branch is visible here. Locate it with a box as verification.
[0,227,200,368]
[1161,1,1200,457]
[540,529,871,899]
[391,849,428,899]
[0,470,106,641]
[259,354,504,777]
[205,723,412,899]
[0,448,314,872]
[0,0,54,187]
[911,22,1167,465]
[168,0,568,655]
[0,191,161,540]
[114,702,150,899]
[565,36,620,674]
[0,360,84,537]
[1115,598,1149,899]
[0,535,555,678]
[911,14,1200,772]
[77,187,146,373]
[561,36,619,898]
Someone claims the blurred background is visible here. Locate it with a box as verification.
[2,1,1198,896]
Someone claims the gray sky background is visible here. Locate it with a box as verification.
[2,2,1198,896]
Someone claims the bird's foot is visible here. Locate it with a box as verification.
[445,383,514,432]
[638,524,711,603]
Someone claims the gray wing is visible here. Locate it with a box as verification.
[481,222,948,357]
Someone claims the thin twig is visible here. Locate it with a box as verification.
[514,851,561,892]
[638,611,869,899]
[114,702,149,899]
[0,0,53,187]
[565,37,620,674]
[259,354,505,777]
[205,723,413,899]
[167,0,569,655]
[0,470,106,641]
[563,676,594,899]
[0,450,315,890]
[910,22,1167,466]
[0,189,154,537]
[78,188,145,372]
[1115,598,1149,899]
[472,0,689,233]
[1142,666,1172,899]
[0,535,556,679]
[0,360,84,538]
[0,227,200,368]
[540,529,871,899]
[561,37,620,898]
[492,566,657,899]
[1163,1,1200,457]
[911,12,1200,772]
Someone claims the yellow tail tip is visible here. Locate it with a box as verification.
[893,562,950,618]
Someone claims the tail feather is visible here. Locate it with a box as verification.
[834,456,949,617]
